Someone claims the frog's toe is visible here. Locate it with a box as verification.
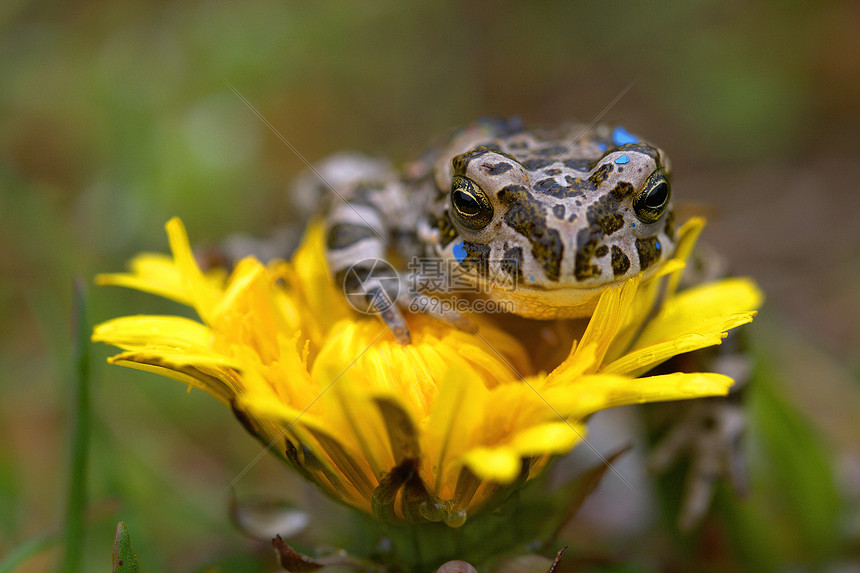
[380,305,411,345]
[358,285,411,344]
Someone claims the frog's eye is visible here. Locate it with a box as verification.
[450,175,494,230]
[633,171,671,223]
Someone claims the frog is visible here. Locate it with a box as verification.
[300,116,748,532]
[321,116,675,344]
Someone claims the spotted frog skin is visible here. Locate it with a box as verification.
[323,117,675,343]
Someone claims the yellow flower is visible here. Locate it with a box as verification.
[92,217,762,527]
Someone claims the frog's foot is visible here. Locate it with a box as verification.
[340,267,412,344]
[354,288,477,346]
[648,398,747,532]
[373,291,478,345]
[378,298,411,345]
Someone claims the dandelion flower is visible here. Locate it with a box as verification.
[93,217,762,527]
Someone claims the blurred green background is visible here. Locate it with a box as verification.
[2,0,858,570]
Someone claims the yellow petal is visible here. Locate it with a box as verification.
[507,422,585,455]
[285,221,355,341]
[331,386,397,478]
[663,217,706,299]
[604,218,703,360]
[633,277,763,351]
[602,315,756,377]
[546,277,639,383]
[92,315,213,350]
[95,254,189,304]
[165,217,223,324]
[238,395,373,506]
[460,447,521,483]
[107,350,240,404]
[424,367,489,493]
[544,372,733,419]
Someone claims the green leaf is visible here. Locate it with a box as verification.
[112,522,140,573]
[721,342,841,568]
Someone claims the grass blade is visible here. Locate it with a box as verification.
[58,278,91,573]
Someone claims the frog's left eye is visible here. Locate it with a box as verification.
[451,175,494,230]
[633,171,671,223]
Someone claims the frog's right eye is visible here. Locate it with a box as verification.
[633,171,671,224]
[450,175,494,230]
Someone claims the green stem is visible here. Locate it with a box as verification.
[59,279,91,573]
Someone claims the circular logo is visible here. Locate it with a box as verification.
[342,258,401,314]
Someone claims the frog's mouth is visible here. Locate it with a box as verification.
[470,252,679,320]
[479,279,610,319]
[457,276,622,320]
[468,266,628,295]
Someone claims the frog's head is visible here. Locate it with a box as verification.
[432,125,676,318]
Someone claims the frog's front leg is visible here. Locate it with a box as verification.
[324,184,473,344]
[326,199,413,344]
